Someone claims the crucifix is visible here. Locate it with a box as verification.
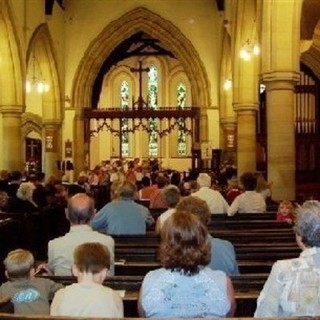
[130,61,150,110]
[27,139,38,160]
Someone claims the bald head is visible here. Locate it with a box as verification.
[67,193,95,224]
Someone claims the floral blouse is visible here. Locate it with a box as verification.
[255,247,320,317]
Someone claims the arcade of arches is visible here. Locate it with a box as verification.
[1,0,320,201]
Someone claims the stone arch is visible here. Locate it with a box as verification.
[0,0,25,170]
[0,0,24,106]
[301,21,320,79]
[27,24,62,121]
[72,7,210,109]
[71,7,211,174]
[21,113,43,138]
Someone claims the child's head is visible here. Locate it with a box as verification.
[4,249,34,279]
[278,200,295,215]
[73,242,110,275]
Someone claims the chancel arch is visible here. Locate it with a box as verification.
[71,7,210,175]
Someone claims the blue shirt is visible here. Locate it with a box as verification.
[91,198,154,235]
[208,235,239,275]
[140,267,231,318]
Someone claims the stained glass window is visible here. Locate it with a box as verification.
[148,65,158,157]
[120,80,129,157]
[177,82,187,156]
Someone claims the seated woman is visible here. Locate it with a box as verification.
[254,200,320,317]
[138,211,236,318]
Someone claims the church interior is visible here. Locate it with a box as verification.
[1,0,320,201]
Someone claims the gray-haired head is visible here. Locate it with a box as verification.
[295,200,320,247]
[119,181,136,199]
[163,185,180,208]
[197,173,211,188]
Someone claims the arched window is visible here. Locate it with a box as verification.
[120,80,129,157]
[177,82,187,156]
[148,65,158,157]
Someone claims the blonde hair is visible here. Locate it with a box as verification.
[110,180,123,201]
[16,182,35,201]
[4,249,34,279]
[255,173,270,192]
[278,200,295,214]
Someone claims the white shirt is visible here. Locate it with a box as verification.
[157,208,176,230]
[228,191,266,216]
[51,282,123,317]
[48,225,115,276]
[192,187,229,214]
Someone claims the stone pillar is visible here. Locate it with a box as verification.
[73,110,86,179]
[261,72,300,200]
[259,0,302,199]
[233,104,258,175]
[0,105,24,171]
[43,120,61,178]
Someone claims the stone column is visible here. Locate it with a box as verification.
[73,109,86,179]
[261,72,300,200]
[260,0,302,199]
[0,105,24,171]
[43,120,61,178]
[233,104,258,175]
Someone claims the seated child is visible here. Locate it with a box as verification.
[0,249,63,315]
[277,200,295,225]
[50,242,123,317]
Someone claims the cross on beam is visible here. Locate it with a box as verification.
[130,61,150,110]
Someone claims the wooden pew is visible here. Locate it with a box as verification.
[0,297,13,314]
[114,260,276,275]
[0,218,25,283]
[0,213,39,254]
[114,227,296,246]
[114,245,300,262]
[37,273,269,317]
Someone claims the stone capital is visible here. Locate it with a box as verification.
[43,119,61,129]
[260,71,300,91]
[233,103,259,113]
[0,105,24,116]
[220,117,237,127]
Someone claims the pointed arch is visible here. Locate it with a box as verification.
[301,21,320,79]
[71,7,210,109]
[27,24,62,121]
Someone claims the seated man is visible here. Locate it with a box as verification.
[155,185,181,233]
[39,193,115,276]
[176,196,239,276]
[91,181,154,235]
[192,173,229,214]
[228,172,266,215]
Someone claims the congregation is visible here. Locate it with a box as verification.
[0,158,318,318]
